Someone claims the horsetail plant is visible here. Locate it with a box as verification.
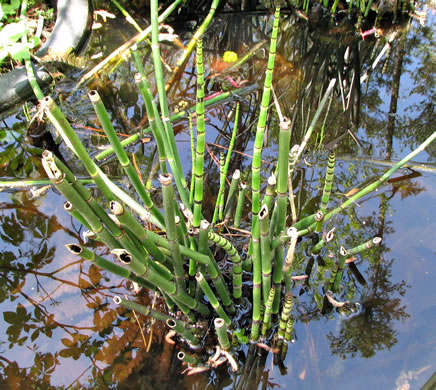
[31,0,436,373]
[250,7,281,339]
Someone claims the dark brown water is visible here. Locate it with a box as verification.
[0,2,435,389]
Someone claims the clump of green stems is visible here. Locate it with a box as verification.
[36,2,436,362]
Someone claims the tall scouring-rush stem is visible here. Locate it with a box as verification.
[88,90,164,226]
[150,0,189,207]
[271,116,292,312]
[250,7,281,341]
[193,39,206,229]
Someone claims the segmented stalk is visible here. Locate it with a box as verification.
[213,102,240,224]
[66,244,155,290]
[315,151,336,233]
[332,246,348,293]
[224,170,241,223]
[177,352,199,366]
[214,318,231,351]
[109,201,166,263]
[278,291,293,339]
[261,287,276,337]
[261,175,276,210]
[88,90,164,225]
[150,0,189,203]
[42,97,114,201]
[213,151,225,223]
[94,84,257,161]
[233,181,247,228]
[284,318,294,341]
[165,0,220,92]
[192,39,206,228]
[159,173,186,292]
[133,71,168,174]
[348,237,382,255]
[196,272,231,326]
[259,205,271,303]
[208,231,243,300]
[250,7,281,339]
[272,116,292,311]
[166,318,199,346]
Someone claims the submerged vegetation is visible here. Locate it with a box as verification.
[0,0,435,387]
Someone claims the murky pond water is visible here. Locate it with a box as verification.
[0,1,435,389]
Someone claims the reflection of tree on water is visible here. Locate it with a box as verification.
[327,257,409,359]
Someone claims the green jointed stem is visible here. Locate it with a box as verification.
[64,202,91,231]
[113,248,208,316]
[159,173,186,292]
[150,0,189,203]
[109,201,166,263]
[112,248,147,276]
[224,170,241,223]
[278,291,293,339]
[332,246,348,293]
[234,181,247,228]
[94,164,164,230]
[308,131,436,230]
[289,78,337,170]
[42,97,114,201]
[177,352,199,366]
[218,151,226,218]
[212,152,225,224]
[192,39,206,228]
[251,7,281,337]
[196,272,231,326]
[145,229,210,266]
[94,84,257,161]
[214,318,231,351]
[261,286,276,337]
[348,237,382,255]
[272,116,292,312]
[189,113,195,206]
[165,0,220,91]
[113,295,174,323]
[66,244,155,290]
[311,227,335,255]
[284,318,294,341]
[166,318,200,345]
[315,151,336,233]
[208,231,243,300]
[45,152,121,235]
[259,205,272,304]
[133,72,168,174]
[88,90,164,225]
[42,157,121,251]
[261,175,276,210]
[111,0,142,32]
[214,102,240,223]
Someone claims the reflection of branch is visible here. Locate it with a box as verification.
[0,265,82,289]
[0,203,79,239]
[18,289,94,332]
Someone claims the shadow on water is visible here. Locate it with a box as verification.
[0,0,435,388]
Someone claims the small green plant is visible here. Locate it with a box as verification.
[0,0,52,70]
